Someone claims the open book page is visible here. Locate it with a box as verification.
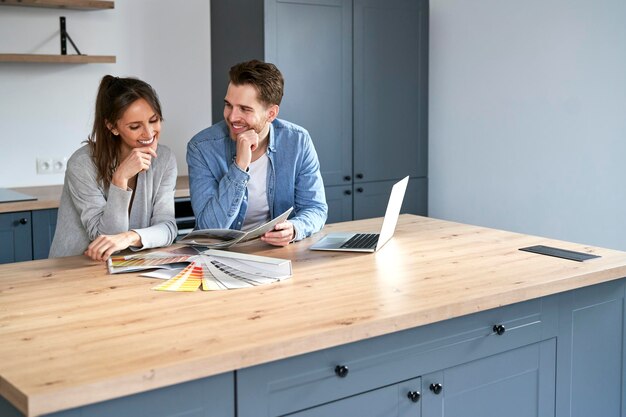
[177,228,247,247]
[238,207,294,242]
[178,207,294,248]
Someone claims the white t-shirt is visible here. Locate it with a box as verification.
[241,153,270,231]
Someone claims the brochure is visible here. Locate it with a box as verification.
[177,207,293,248]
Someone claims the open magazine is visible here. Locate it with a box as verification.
[178,207,294,248]
[107,247,292,292]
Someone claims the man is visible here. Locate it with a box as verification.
[187,60,327,246]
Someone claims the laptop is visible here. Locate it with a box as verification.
[310,176,409,253]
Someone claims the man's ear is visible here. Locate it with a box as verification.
[266,104,279,123]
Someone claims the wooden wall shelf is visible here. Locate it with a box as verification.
[0,53,116,63]
[0,0,114,9]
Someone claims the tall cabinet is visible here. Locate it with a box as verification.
[211,0,428,223]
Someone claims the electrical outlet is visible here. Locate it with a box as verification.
[52,157,68,173]
[36,158,53,175]
[36,157,68,174]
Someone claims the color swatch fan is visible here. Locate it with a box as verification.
[107,249,292,292]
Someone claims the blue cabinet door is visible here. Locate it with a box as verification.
[353,0,428,183]
[0,211,32,263]
[324,185,353,224]
[32,208,58,260]
[353,177,427,220]
[422,339,556,417]
[265,0,353,188]
[555,279,626,417]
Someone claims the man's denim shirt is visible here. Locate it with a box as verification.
[187,119,328,241]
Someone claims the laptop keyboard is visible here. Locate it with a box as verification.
[340,233,379,249]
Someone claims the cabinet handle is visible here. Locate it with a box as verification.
[344,175,352,181]
[19,218,29,225]
[356,173,364,179]
[344,190,352,196]
[493,324,506,335]
[407,391,421,403]
[356,187,364,193]
[334,365,349,378]
[429,383,443,395]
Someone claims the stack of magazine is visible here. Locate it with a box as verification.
[107,247,292,292]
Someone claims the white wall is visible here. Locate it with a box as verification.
[429,0,626,250]
[4,0,626,251]
[0,0,211,188]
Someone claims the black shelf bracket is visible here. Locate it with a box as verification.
[60,16,83,55]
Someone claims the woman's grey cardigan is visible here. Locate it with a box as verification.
[49,144,178,258]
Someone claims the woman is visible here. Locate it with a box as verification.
[49,75,177,261]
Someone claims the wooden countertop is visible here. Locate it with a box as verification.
[0,177,190,213]
[3,214,626,416]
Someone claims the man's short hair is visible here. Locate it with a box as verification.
[229,60,284,107]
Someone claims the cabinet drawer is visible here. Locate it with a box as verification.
[288,377,422,417]
[237,297,555,417]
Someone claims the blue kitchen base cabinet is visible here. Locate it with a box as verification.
[556,279,626,417]
[0,372,234,417]
[0,208,57,264]
[32,208,57,260]
[237,296,555,417]
[238,279,626,417]
[0,211,32,263]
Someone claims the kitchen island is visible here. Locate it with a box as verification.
[2,214,626,416]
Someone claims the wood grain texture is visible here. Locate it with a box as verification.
[0,0,114,10]
[0,54,116,64]
[1,176,190,213]
[2,214,626,416]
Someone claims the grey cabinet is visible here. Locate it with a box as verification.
[0,372,235,417]
[265,0,353,191]
[237,298,554,417]
[32,208,58,259]
[353,178,427,220]
[352,0,428,183]
[0,208,57,264]
[0,211,32,263]
[325,177,427,223]
[211,0,428,223]
[421,340,556,417]
[284,341,556,417]
[324,185,353,225]
[555,279,626,417]
[237,280,626,417]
